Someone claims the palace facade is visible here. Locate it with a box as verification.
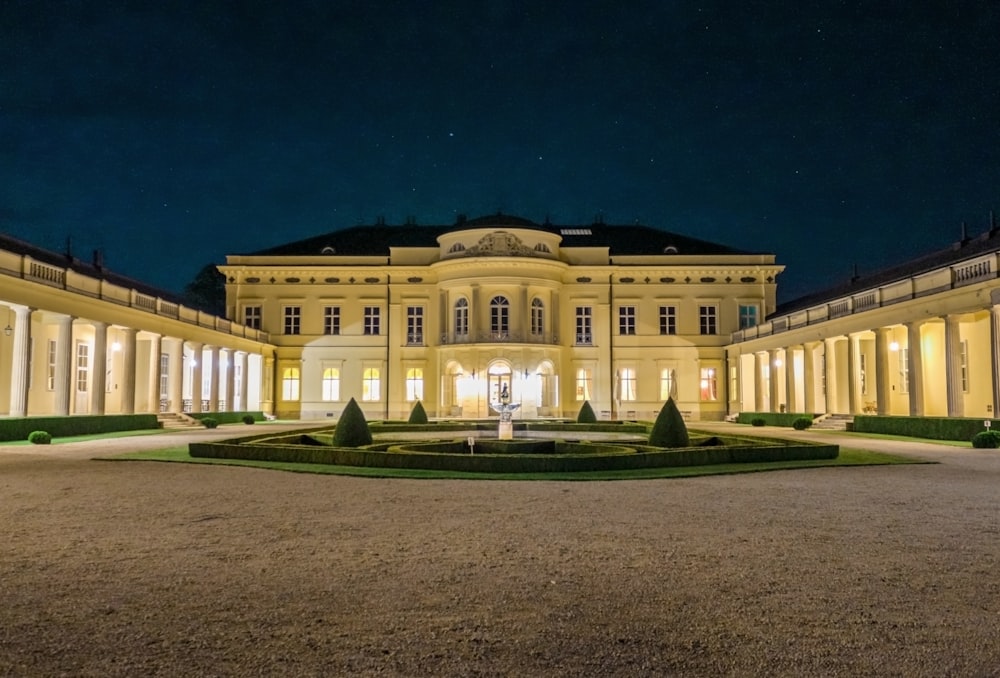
[219,214,782,421]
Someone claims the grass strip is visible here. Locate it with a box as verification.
[99,446,928,481]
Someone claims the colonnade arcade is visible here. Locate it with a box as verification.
[732,303,1000,419]
[0,304,267,417]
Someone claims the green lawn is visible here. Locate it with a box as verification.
[1,429,171,446]
[101,446,928,481]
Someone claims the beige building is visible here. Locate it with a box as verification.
[727,225,1000,419]
[0,234,272,418]
[220,214,782,421]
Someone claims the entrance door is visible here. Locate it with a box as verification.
[487,363,512,406]
[74,342,90,414]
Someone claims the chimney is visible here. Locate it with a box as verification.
[93,249,104,269]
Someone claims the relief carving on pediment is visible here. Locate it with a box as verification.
[464,231,535,257]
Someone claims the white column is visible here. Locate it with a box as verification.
[168,338,184,413]
[8,306,33,416]
[874,328,892,416]
[189,341,204,413]
[753,352,765,411]
[784,345,798,413]
[906,321,924,416]
[824,337,838,414]
[991,304,1000,417]
[262,354,275,414]
[470,284,480,340]
[846,333,858,415]
[54,315,75,415]
[147,334,162,413]
[121,328,138,414]
[768,349,780,413]
[945,315,964,417]
[803,342,817,414]
[239,351,250,411]
[91,321,108,415]
[208,346,220,412]
[224,349,236,412]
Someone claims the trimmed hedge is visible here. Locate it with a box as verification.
[648,398,690,447]
[853,415,1000,442]
[189,411,265,425]
[737,412,817,427]
[972,431,1000,448]
[792,417,813,430]
[28,431,52,445]
[0,414,159,442]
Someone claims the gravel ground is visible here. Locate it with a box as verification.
[1,425,999,677]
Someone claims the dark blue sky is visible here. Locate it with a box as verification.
[4,1,999,302]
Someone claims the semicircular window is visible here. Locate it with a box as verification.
[321,246,336,254]
[449,243,466,253]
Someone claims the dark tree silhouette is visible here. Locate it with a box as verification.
[181,263,226,316]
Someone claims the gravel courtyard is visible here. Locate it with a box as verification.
[1,425,998,677]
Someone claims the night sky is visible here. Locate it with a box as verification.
[4,1,999,303]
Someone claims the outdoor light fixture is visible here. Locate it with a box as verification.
[889,341,900,351]
[3,324,10,337]
[111,341,122,352]
[774,358,783,367]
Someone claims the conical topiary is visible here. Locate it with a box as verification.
[577,400,597,423]
[333,397,373,447]
[407,400,429,424]
[648,397,690,448]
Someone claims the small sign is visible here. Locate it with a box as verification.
[468,436,475,454]
[986,420,992,430]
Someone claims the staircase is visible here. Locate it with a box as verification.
[811,414,854,431]
[157,412,202,430]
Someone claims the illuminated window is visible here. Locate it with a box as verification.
[700,367,718,401]
[76,343,89,392]
[283,306,301,335]
[159,354,169,401]
[406,307,424,345]
[364,307,380,335]
[46,339,57,391]
[659,306,676,335]
[659,369,675,400]
[575,307,592,345]
[282,367,300,401]
[322,367,340,401]
[405,368,424,401]
[620,368,637,401]
[530,298,544,336]
[575,368,593,401]
[619,306,636,335]
[729,366,738,401]
[454,298,469,336]
[960,340,968,392]
[699,306,717,335]
[244,305,261,330]
[490,296,509,336]
[899,347,909,394]
[323,306,340,335]
[362,367,380,401]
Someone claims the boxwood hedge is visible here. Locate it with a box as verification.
[0,414,158,442]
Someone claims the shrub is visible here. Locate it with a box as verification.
[333,397,373,447]
[28,430,52,445]
[408,400,429,424]
[751,418,766,427]
[201,417,219,429]
[648,398,690,448]
[792,417,813,431]
[242,414,256,425]
[577,401,597,423]
[971,431,1000,448]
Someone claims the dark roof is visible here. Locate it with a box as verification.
[0,231,184,304]
[247,213,759,257]
[774,227,1000,316]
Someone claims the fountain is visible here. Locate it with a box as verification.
[489,384,520,439]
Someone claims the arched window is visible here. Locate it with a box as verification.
[362,367,380,401]
[454,298,469,336]
[405,368,424,401]
[530,298,544,336]
[282,367,300,401]
[449,242,466,253]
[534,242,550,253]
[322,367,340,401]
[490,296,509,336]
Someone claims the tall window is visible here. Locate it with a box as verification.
[960,340,968,392]
[76,343,89,392]
[159,354,169,400]
[619,368,637,401]
[322,367,340,401]
[575,307,592,345]
[454,298,469,337]
[729,366,738,401]
[281,367,300,400]
[700,367,718,401]
[362,367,380,401]
[619,306,636,335]
[405,368,424,401]
[364,306,380,335]
[490,296,509,336]
[659,306,677,335]
[530,298,544,336]
[860,353,867,395]
[244,305,261,330]
[575,368,593,401]
[46,339,57,390]
[407,306,424,345]
[659,369,675,400]
[283,306,301,335]
[323,306,340,335]
[738,304,758,329]
[898,347,909,394]
[699,306,717,335]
